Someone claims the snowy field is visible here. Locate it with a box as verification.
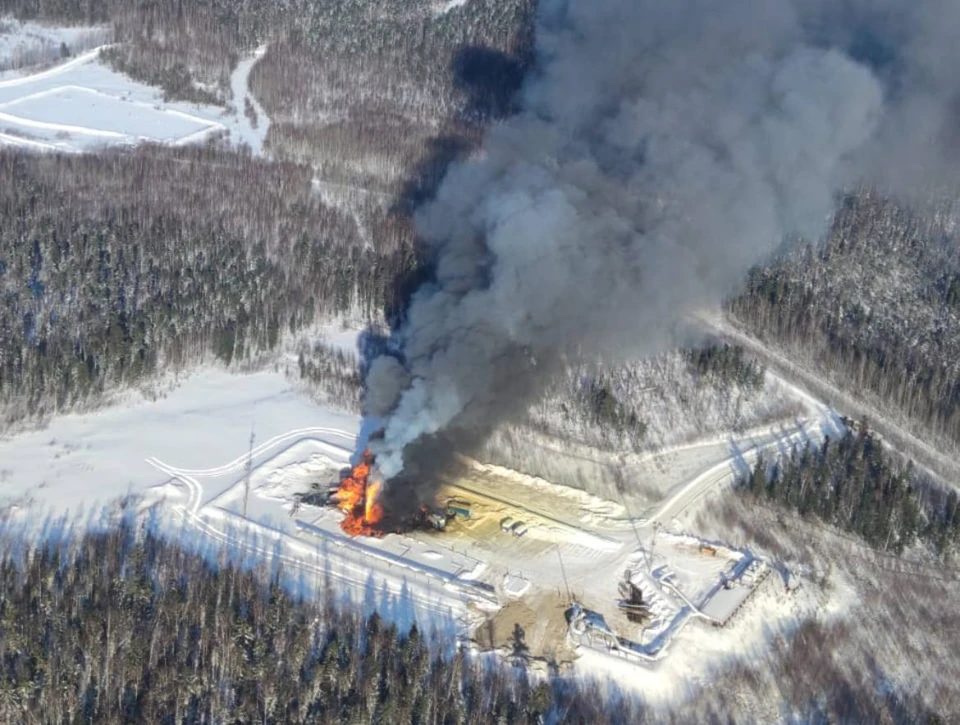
[0,35,268,153]
[0,19,109,72]
[0,368,359,513]
[0,85,216,144]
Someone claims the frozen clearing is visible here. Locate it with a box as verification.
[0,85,213,140]
[0,41,268,153]
[0,19,109,72]
[0,364,490,631]
[0,368,358,512]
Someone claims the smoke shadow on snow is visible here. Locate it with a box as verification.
[387,44,535,327]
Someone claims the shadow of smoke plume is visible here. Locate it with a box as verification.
[387,44,536,326]
[452,45,530,122]
[364,0,960,515]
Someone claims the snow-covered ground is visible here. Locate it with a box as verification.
[699,311,960,487]
[0,39,268,153]
[434,0,472,15]
[145,432,497,633]
[0,19,109,72]
[229,45,269,153]
[639,413,840,526]
[0,368,358,513]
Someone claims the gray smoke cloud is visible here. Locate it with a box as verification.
[365,0,960,492]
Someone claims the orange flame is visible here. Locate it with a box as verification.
[365,479,384,525]
[336,451,385,537]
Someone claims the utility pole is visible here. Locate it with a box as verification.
[243,425,255,518]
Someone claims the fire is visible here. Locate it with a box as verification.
[365,479,384,525]
[336,451,385,537]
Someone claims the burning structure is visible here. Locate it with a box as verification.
[334,451,385,537]
[331,450,459,537]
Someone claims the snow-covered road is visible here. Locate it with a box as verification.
[641,415,831,525]
[698,312,960,487]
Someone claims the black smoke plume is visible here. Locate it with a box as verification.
[365,0,960,507]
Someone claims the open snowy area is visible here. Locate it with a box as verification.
[0,36,268,153]
[0,19,109,72]
[0,368,359,514]
[0,363,495,632]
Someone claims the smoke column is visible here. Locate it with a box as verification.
[365,0,960,504]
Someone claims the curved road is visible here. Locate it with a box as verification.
[698,312,960,487]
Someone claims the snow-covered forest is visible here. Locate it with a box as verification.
[2,0,960,720]
[730,192,960,454]
[0,147,406,427]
